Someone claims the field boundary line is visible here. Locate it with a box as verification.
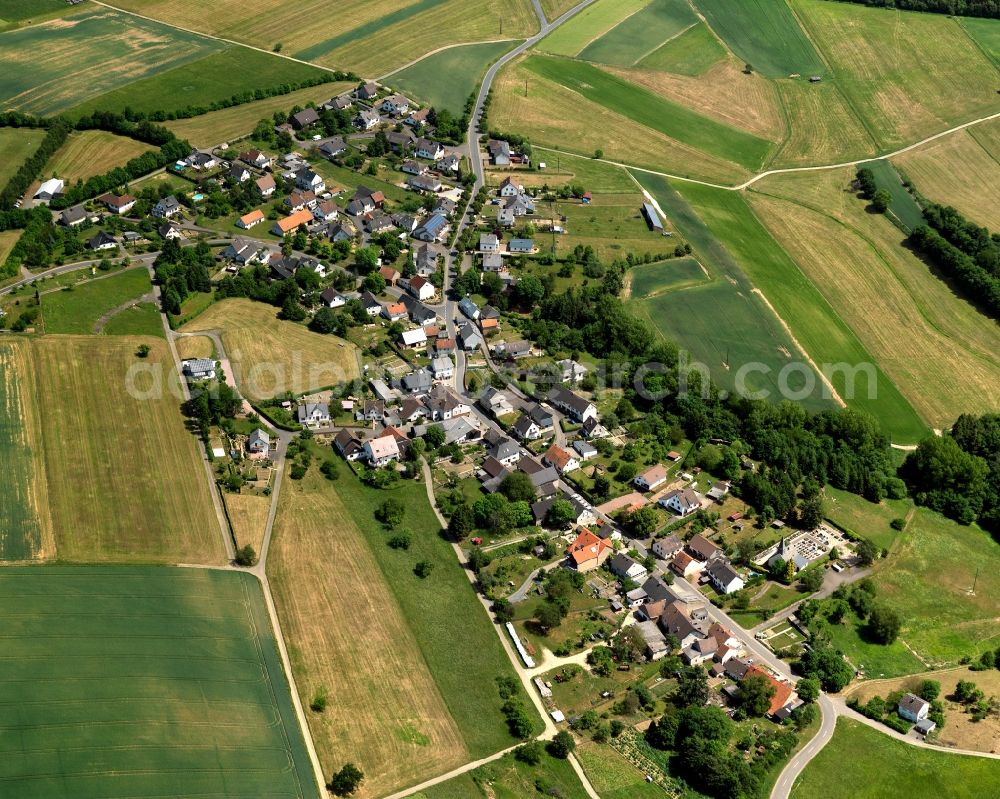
[567,1,650,56]
[377,38,522,80]
[630,21,697,66]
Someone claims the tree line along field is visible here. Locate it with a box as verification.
[0,9,224,116]
[31,335,226,564]
[0,340,53,561]
[67,46,330,119]
[792,718,1000,799]
[747,167,1000,433]
[389,40,516,115]
[180,299,360,401]
[269,467,539,795]
[893,125,1000,230]
[45,131,154,185]
[0,566,319,798]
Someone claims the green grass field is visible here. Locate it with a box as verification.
[858,159,925,232]
[637,21,727,76]
[0,0,67,21]
[792,718,1000,799]
[577,0,696,67]
[575,743,666,799]
[416,750,589,798]
[0,9,224,115]
[389,40,514,114]
[823,486,910,552]
[962,16,1000,64]
[522,55,772,170]
[330,471,542,753]
[691,0,825,78]
[0,127,44,186]
[69,46,327,118]
[674,180,927,441]
[100,301,165,337]
[627,257,707,298]
[0,566,318,798]
[41,268,152,335]
[538,0,649,56]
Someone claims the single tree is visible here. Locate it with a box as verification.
[328,763,364,796]
[547,730,575,759]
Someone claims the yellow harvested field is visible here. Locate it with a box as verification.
[604,59,785,142]
[846,667,1000,753]
[969,116,1000,158]
[31,336,225,563]
[180,298,360,400]
[491,57,749,183]
[894,130,1000,230]
[771,79,877,167]
[792,0,1000,150]
[166,82,354,146]
[175,335,215,360]
[224,492,269,555]
[749,169,1000,428]
[540,0,578,20]
[268,469,467,796]
[47,130,153,183]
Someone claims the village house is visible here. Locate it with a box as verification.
[401,159,426,176]
[237,209,265,229]
[499,176,522,197]
[429,355,454,380]
[228,164,252,183]
[290,108,319,130]
[152,195,182,218]
[313,199,339,222]
[186,151,217,170]
[547,386,598,423]
[671,550,704,579]
[610,552,648,583]
[334,429,365,461]
[364,434,400,467]
[898,693,930,723]
[158,222,181,240]
[688,533,721,563]
[401,369,433,395]
[566,529,612,572]
[543,444,580,475]
[255,174,277,198]
[412,213,448,242]
[320,287,346,308]
[508,238,534,254]
[295,168,326,193]
[100,193,136,215]
[355,109,380,130]
[296,402,331,427]
[240,149,272,169]
[246,429,270,460]
[532,491,594,528]
[414,137,444,160]
[380,93,412,115]
[399,327,427,349]
[181,359,216,380]
[706,560,745,595]
[408,174,442,193]
[319,136,348,159]
[479,233,499,252]
[634,464,668,493]
[488,139,511,166]
[557,359,587,383]
[355,81,379,100]
[272,208,314,236]
[86,231,117,251]
[383,302,407,322]
[223,237,262,265]
[426,384,470,420]
[407,275,435,301]
[659,488,702,517]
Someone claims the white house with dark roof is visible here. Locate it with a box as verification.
[659,488,702,517]
[297,402,331,427]
[706,560,744,595]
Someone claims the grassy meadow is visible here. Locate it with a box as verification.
[627,257,708,298]
[40,267,152,335]
[823,486,910,553]
[538,0,649,56]
[575,743,667,799]
[224,491,269,557]
[749,167,1000,432]
[46,131,153,184]
[577,0,696,67]
[690,0,825,78]
[180,298,360,400]
[792,718,1000,799]
[416,750,590,799]
[522,55,773,170]
[637,22,726,76]
[390,40,515,114]
[0,566,318,798]
[32,336,225,563]
[857,158,924,232]
[99,301,164,337]
[894,130,1000,230]
[69,46,328,118]
[0,340,52,561]
[0,128,44,185]
[269,466,468,796]
[0,9,224,115]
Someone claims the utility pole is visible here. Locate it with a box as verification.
[971,566,980,594]
[525,78,528,97]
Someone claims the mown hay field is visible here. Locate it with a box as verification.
[577,0,696,68]
[0,0,68,24]
[749,167,1000,432]
[627,257,707,299]
[180,298,360,400]
[0,9,223,115]
[389,40,515,115]
[537,0,649,56]
[491,58,749,183]
[269,467,468,797]
[32,335,225,563]
[165,81,354,146]
[793,718,1000,799]
[691,0,825,78]
[41,267,153,335]
[637,21,727,77]
[540,0,579,21]
[0,340,53,561]
[894,129,1000,230]
[0,229,21,265]
[792,0,1000,150]
[46,131,153,184]
[0,127,44,185]
[176,334,215,361]
[69,46,328,118]
[0,566,318,798]
[224,491,269,557]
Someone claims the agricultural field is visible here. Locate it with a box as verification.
[415,749,589,799]
[69,46,328,118]
[690,0,825,78]
[0,127,44,186]
[389,40,515,115]
[0,566,318,798]
[165,81,354,146]
[823,486,910,553]
[46,131,153,184]
[606,59,785,141]
[894,130,1000,230]
[175,334,215,361]
[749,167,1000,432]
[540,0,579,21]
[491,58,749,182]
[0,0,69,24]
[0,229,21,266]
[269,466,467,796]
[856,159,924,232]
[0,9,224,115]
[0,340,52,561]
[871,507,1000,669]
[637,22,727,76]
[577,0,697,68]
[99,301,164,337]
[224,492,270,556]
[626,257,708,299]
[962,16,1000,63]
[791,718,1000,799]
[791,0,1000,150]
[522,55,773,171]
[180,298,360,400]
[40,267,153,335]
[575,742,667,799]
[31,336,225,563]
[537,0,649,57]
